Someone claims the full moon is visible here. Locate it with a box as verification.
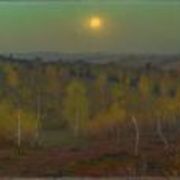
[89,16,103,30]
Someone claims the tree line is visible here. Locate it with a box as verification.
[0,57,179,155]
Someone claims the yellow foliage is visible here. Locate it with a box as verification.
[139,75,152,99]
[15,109,37,137]
[63,80,89,134]
[154,96,180,121]
[0,100,37,140]
[45,65,60,93]
[93,73,109,112]
[87,102,126,134]
[4,65,19,88]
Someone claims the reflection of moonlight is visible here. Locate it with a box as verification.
[89,16,103,30]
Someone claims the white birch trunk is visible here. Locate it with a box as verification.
[132,116,140,156]
[17,109,21,149]
[157,118,169,149]
[35,94,41,145]
[74,109,80,137]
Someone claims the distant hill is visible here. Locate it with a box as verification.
[1,52,180,69]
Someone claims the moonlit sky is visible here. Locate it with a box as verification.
[0,0,180,54]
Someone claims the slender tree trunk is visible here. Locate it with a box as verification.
[115,126,120,145]
[17,109,21,153]
[132,116,140,156]
[157,118,169,149]
[35,94,41,146]
[74,110,80,138]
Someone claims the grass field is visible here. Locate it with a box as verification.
[0,129,179,177]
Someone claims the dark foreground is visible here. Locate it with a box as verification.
[0,137,179,177]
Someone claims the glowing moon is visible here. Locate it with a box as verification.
[89,16,103,30]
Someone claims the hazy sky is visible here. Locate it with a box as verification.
[0,0,180,53]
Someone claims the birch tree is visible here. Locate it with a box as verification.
[63,80,89,137]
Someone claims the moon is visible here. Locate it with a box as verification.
[89,16,103,30]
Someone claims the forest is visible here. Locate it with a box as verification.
[0,55,179,176]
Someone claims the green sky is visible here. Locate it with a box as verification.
[0,0,179,53]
